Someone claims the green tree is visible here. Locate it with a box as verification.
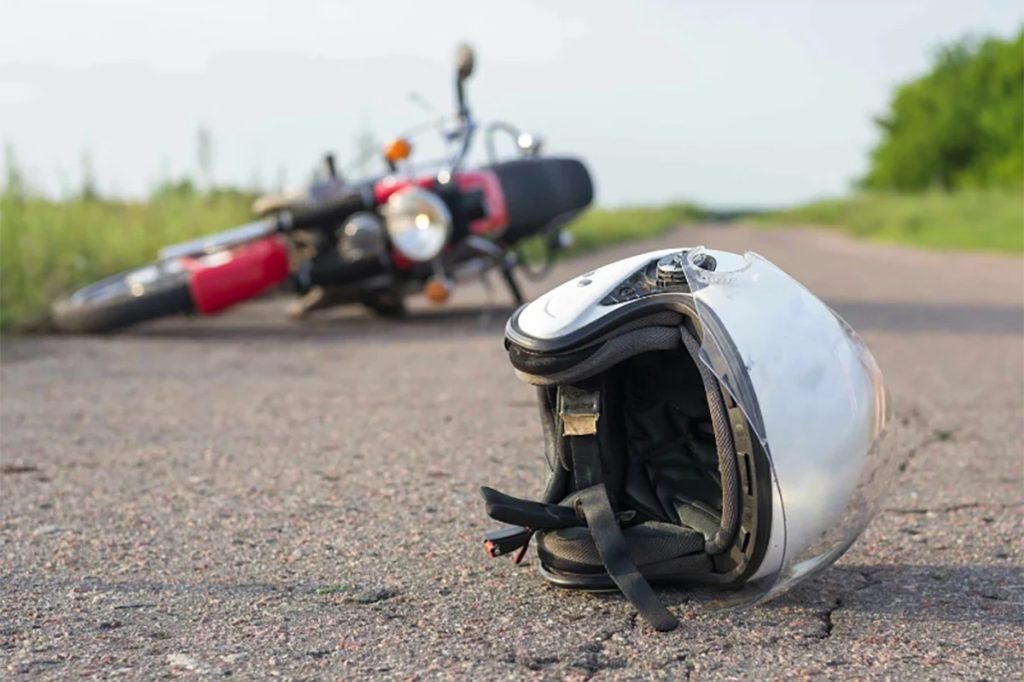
[861,28,1024,191]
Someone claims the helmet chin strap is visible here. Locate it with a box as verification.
[575,484,680,632]
[560,384,680,632]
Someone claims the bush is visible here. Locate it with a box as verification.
[861,28,1023,191]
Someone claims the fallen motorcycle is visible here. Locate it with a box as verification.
[50,44,594,333]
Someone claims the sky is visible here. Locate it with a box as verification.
[1,0,1021,207]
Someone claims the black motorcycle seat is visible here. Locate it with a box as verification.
[489,157,594,241]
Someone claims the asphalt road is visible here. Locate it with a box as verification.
[2,225,1022,682]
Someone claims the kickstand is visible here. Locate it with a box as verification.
[288,286,324,320]
[500,258,525,307]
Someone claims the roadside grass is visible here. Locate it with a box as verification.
[748,189,1023,253]
[2,188,1019,331]
[0,189,254,329]
[559,203,707,255]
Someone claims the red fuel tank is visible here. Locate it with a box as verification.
[183,237,291,315]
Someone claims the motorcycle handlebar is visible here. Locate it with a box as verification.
[283,187,375,231]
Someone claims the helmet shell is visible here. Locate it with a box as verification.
[508,247,899,607]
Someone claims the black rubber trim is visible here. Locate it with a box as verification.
[504,293,699,353]
[506,342,601,375]
[538,563,619,590]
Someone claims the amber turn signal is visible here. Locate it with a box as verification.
[424,277,452,304]
[383,138,412,163]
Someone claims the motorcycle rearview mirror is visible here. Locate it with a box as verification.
[455,43,475,82]
[454,43,475,120]
[322,153,338,179]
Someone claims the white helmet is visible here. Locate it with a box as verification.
[480,247,898,631]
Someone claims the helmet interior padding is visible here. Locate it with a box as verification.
[532,342,739,576]
[482,310,771,630]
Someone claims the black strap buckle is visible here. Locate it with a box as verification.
[484,526,534,562]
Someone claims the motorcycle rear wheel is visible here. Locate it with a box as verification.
[50,262,195,334]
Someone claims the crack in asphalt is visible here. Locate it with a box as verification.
[898,421,955,474]
[574,630,625,680]
[806,598,845,641]
[884,501,1023,515]
[507,628,628,679]
[850,567,886,591]
[822,598,842,639]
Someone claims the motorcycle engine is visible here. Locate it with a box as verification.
[337,212,386,262]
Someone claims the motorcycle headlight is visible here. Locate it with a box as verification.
[382,187,452,262]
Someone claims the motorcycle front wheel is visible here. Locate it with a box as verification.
[50,262,195,334]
